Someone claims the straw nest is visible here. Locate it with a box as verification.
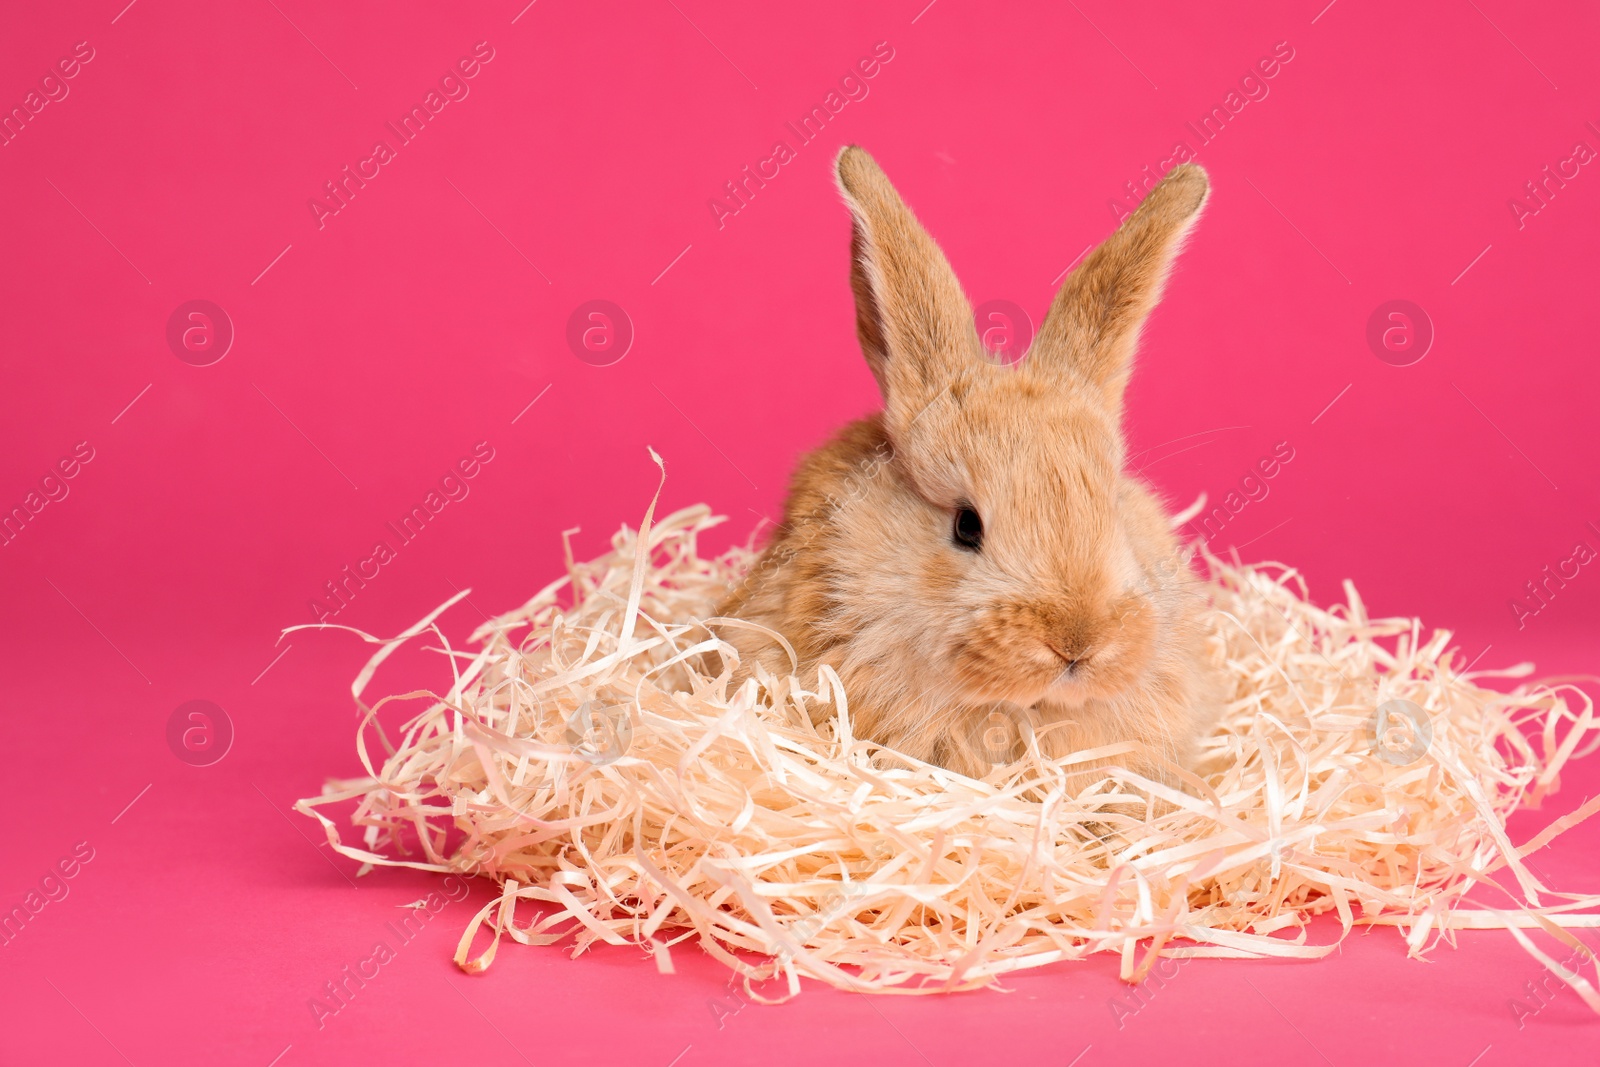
[296,466,1600,1005]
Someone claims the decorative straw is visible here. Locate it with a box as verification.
[296,467,1600,1004]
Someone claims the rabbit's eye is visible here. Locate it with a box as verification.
[952,506,984,551]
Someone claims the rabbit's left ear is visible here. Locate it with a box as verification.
[1029,164,1209,410]
[835,146,979,435]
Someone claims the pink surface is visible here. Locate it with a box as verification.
[3,0,1599,1063]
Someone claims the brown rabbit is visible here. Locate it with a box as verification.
[716,146,1219,787]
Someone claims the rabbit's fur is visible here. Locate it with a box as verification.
[717,147,1220,787]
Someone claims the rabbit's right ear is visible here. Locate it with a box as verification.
[835,146,978,434]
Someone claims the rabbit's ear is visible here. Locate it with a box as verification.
[1030,164,1209,408]
[835,146,978,429]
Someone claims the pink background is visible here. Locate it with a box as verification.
[4,0,1599,1063]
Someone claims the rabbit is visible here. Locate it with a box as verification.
[715,146,1220,789]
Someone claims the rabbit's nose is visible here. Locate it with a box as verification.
[1048,644,1089,673]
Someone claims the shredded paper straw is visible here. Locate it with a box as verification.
[296,478,1600,1004]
